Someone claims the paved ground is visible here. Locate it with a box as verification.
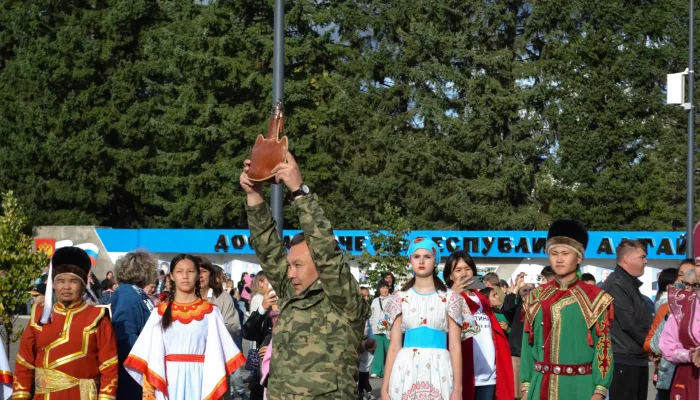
[6,316,656,399]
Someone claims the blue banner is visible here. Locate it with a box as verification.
[95,228,688,260]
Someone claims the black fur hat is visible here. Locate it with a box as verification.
[546,219,589,258]
[51,247,91,285]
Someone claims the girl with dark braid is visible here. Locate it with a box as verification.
[125,254,246,399]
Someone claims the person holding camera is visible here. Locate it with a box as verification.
[443,251,513,400]
[242,288,279,400]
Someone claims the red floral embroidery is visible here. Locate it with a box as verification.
[402,382,442,400]
[596,309,613,379]
[411,348,421,360]
[441,297,447,303]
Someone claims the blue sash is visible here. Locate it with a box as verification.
[404,326,447,349]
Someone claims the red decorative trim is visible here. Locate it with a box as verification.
[157,298,214,324]
[203,375,229,400]
[571,284,614,329]
[539,288,570,400]
[0,370,12,384]
[225,352,247,375]
[523,284,556,329]
[165,354,204,363]
[596,314,613,380]
[124,355,168,397]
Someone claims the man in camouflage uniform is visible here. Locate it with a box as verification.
[240,150,371,400]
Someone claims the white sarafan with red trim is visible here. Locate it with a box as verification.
[124,297,245,400]
[0,340,11,400]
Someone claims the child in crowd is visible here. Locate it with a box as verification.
[480,287,510,335]
[359,338,377,400]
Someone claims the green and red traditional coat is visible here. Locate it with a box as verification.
[520,277,614,400]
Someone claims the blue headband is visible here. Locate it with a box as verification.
[407,238,440,259]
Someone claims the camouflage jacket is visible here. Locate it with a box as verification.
[247,194,371,400]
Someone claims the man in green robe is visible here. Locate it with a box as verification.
[520,219,614,400]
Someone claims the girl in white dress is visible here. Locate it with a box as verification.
[125,254,245,400]
[381,238,479,400]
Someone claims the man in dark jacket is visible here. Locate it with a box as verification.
[601,239,653,400]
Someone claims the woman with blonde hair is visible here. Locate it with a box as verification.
[249,272,270,313]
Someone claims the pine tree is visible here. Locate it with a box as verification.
[0,191,49,352]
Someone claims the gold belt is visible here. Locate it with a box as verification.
[35,368,97,400]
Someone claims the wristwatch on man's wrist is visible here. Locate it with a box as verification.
[291,184,310,198]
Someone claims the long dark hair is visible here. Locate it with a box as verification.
[655,268,679,303]
[161,254,202,331]
[381,272,396,294]
[197,256,223,297]
[442,251,477,288]
[400,254,447,292]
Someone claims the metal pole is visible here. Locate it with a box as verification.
[270,0,285,237]
[688,0,696,257]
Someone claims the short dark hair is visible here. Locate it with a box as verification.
[360,287,369,293]
[541,265,555,279]
[616,239,647,263]
[580,273,596,283]
[377,280,391,290]
[656,268,679,300]
[479,287,494,298]
[680,258,695,267]
[290,233,306,247]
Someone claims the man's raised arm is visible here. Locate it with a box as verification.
[293,194,367,321]
[269,150,368,322]
[241,160,289,296]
